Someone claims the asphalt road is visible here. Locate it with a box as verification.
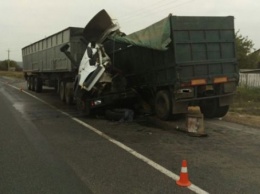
[0,76,260,194]
[0,78,93,194]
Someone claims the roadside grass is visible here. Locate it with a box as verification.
[230,86,260,116]
[0,70,24,79]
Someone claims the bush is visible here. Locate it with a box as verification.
[0,60,20,71]
[231,86,260,115]
[235,87,260,102]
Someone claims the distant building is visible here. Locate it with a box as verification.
[240,69,260,88]
[8,67,16,71]
[240,69,260,73]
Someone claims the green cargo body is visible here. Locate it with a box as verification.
[22,27,85,73]
[107,15,238,89]
[105,15,238,119]
[172,16,237,83]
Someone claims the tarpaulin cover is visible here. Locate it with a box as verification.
[109,16,172,51]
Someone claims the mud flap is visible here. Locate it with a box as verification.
[219,95,233,106]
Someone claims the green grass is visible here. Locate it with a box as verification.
[0,70,24,79]
[230,86,260,115]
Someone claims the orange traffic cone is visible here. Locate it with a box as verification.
[176,160,191,187]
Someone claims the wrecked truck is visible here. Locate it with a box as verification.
[22,10,238,120]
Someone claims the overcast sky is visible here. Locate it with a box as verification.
[0,0,259,61]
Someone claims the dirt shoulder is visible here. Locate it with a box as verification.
[188,106,260,129]
[223,112,260,129]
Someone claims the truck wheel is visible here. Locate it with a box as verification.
[65,82,74,105]
[31,77,35,91]
[155,90,172,120]
[215,105,229,118]
[200,98,218,118]
[34,77,43,93]
[105,109,126,121]
[59,81,65,102]
[76,98,90,116]
[27,77,32,90]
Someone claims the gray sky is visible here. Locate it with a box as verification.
[0,0,259,61]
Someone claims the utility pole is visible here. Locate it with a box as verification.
[7,49,10,71]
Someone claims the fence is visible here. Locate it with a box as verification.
[239,73,260,88]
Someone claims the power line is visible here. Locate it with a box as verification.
[119,0,180,21]
[0,49,21,52]
[120,0,184,23]
[120,0,197,24]
[149,0,197,15]
[124,0,194,23]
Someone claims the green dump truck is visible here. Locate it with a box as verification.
[103,14,238,119]
[22,10,238,120]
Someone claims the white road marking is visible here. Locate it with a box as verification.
[3,81,209,194]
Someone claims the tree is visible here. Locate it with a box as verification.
[249,50,260,69]
[235,31,260,69]
[0,60,20,71]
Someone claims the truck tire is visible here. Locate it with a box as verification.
[31,77,35,91]
[200,98,218,118]
[27,77,32,90]
[155,90,172,120]
[105,109,127,121]
[34,77,42,93]
[215,105,229,118]
[59,81,65,102]
[65,82,74,105]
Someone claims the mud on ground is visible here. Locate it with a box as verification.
[223,112,260,129]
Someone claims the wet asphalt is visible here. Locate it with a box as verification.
[0,76,260,194]
[0,79,93,194]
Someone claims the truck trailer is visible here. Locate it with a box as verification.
[22,27,86,99]
[22,10,238,120]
